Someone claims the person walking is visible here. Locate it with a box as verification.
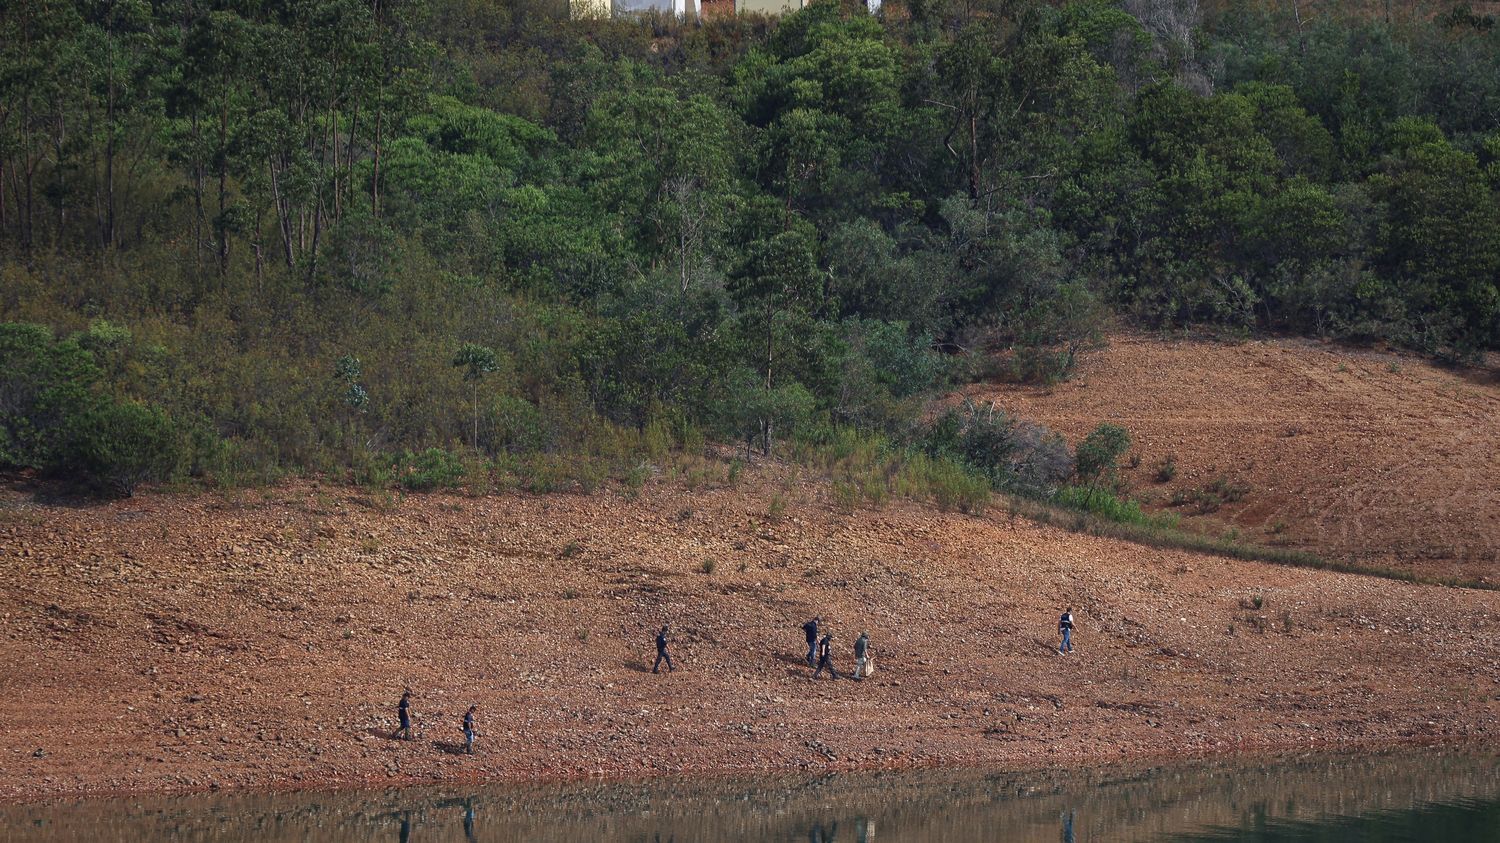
[462,705,478,754]
[854,631,870,681]
[395,689,413,740]
[1058,608,1075,654]
[814,632,839,679]
[802,616,821,667]
[653,624,675,673]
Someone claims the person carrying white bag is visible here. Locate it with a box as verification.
[854,631,873,680]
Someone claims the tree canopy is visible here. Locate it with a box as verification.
[2,0,1497,486]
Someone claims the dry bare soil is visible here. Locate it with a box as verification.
[961,335,1500,585]
[2,464,1497,801]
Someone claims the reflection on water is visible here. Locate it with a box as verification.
[3,746,1497,842]
[1167,795,1500,842]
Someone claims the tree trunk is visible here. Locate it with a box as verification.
[217,88,230,274]
[22,145,36,253]
[968,113,980,200]
[762,297,774,457]
[52,112,66,246]
[103,71,117,249]
[269,159,295,269]
[371,79,384,218]
[306,194,325,287]
[192,112,204,272]
[1290,0,1307,54]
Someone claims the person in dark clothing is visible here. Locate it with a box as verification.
[462,705,478,754]
[853,631,870,681]
[395,689,413,740]
[803,617,821,667]
[653,624,675,673]
[814,632,839,679]
[1058,608,1075,654]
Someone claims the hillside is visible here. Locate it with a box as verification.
[2,470,1496,800]
[5,0,1500,503]
[961,335,1500,585]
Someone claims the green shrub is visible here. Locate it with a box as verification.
[767,493,787,521]
[916,403,1072,493]
[572,455,608,493]
[486,395,555,454]
[352,449,395,488]
[0,323,187,495]
[393,448,466,490]
[0,323,101,471]
[1053,486,1177,530]
[831,479,859,512]
[518,453,569,494]
[1075,423,1131,489]
[928,459,990,514]
[622,461,650,496]
[76,401,182,496]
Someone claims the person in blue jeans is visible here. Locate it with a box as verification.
[1058,608,1075,654]
[653,624,675,673]
[462,705,478,754]
[802,617,821,667]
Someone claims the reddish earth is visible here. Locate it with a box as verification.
[960,334,1500,585]
[2,464,1496,801]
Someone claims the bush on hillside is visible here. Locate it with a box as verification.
[393,448,468,491]
[917,401,1074,494]
[0,323,99,471]
[0,323,185,495]
[75,401,182,497]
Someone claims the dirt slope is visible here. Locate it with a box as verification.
[960,335,1500,584]
[2,473,1496,801]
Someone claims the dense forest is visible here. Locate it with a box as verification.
[2,0,1498,496]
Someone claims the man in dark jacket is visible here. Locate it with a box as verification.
[814,632,839,679]
[803,616,821,667]
[854,631,870,680]
[1059,608,1075,654]
[653,624,675,673]
[395,689,413,740]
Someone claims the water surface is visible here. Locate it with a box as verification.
[5,746,1496,842]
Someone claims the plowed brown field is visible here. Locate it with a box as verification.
[959,335,1500,585]
[2,468,1496,801]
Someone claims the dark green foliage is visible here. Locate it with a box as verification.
[75,401,181,497]
[1,0,1497,491]
[0,323,182,495]
[0,324,100,472]
[1368,119,1500,358]
[1074,423,1131,490]
[392,448,468,491]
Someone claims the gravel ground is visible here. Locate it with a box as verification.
[2,465,1496,801]
[960,334,1500,584]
